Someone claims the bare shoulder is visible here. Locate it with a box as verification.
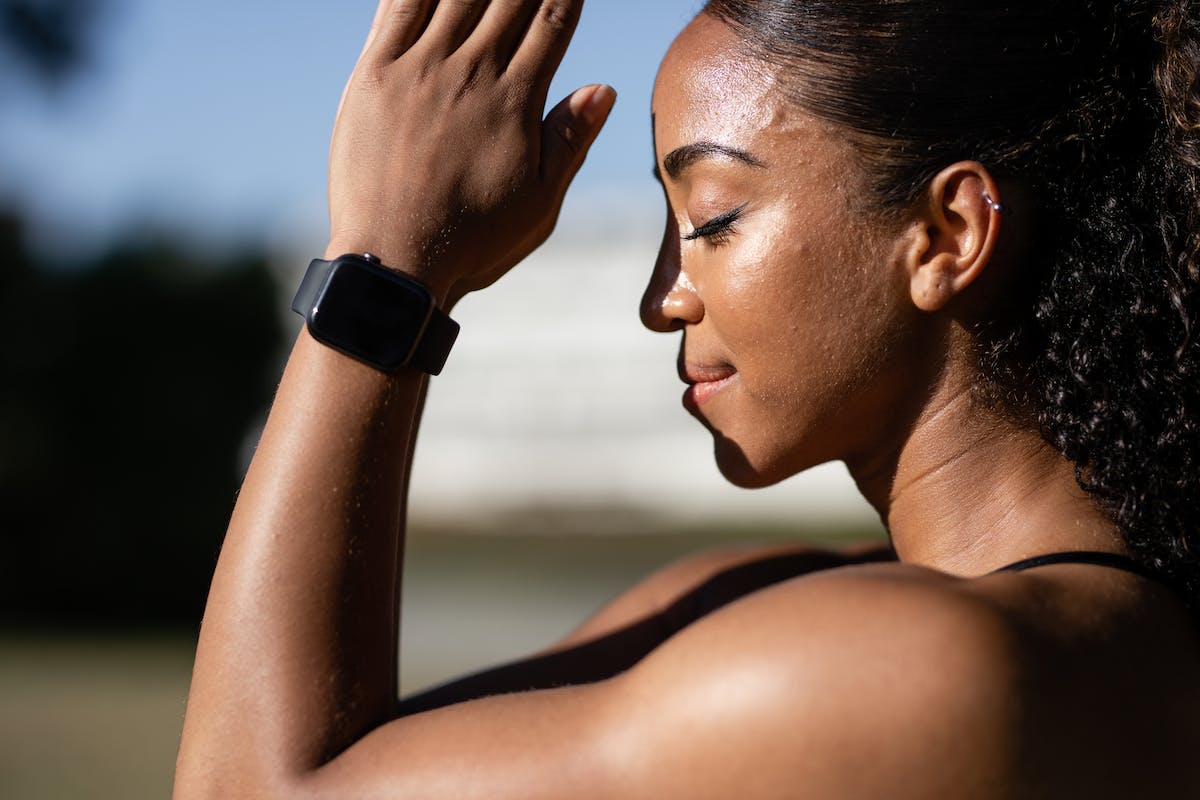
[604,563,1028,797]
[615,561,1200,797]
[308,562,1199,798]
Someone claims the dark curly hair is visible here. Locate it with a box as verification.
[704,0,1200,601]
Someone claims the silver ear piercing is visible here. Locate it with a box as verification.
[983,191,1008,214]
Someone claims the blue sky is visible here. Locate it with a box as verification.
[0,0,703,258]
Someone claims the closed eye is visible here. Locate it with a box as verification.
[682,204,747,243]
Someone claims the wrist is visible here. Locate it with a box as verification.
[295,253,460,375]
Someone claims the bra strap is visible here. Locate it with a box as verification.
[994,550,1164,584]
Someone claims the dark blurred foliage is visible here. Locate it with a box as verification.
[0,213,286,626]
[0,0,100,85]
[0,0,288,627]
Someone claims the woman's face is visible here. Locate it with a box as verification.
[645,15,924,487]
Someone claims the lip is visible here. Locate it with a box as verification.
[680,361,738,410]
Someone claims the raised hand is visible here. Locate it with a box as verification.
[327,0,615,306]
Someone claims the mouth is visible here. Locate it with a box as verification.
[680,361,738,410]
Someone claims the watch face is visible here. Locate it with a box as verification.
[309,258,433,370]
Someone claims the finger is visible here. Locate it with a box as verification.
[362,0,396,53]
[365,0,437,61]
[508,0,582,80]
[540,84,616,192]
[419,0,491,56]
[464,0,540,66]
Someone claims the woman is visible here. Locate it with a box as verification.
[175,0,1200,796]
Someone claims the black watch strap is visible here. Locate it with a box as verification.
[409,302,459,375]
[291,255,459,375]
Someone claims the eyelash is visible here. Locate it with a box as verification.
[682,204,747,245]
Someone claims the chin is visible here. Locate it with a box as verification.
[712,436,798,489]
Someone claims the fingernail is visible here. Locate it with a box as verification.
[582,85,616,128]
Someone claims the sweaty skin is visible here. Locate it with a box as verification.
[175,3,1200,798]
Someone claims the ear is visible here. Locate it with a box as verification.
[901,162,1003,313]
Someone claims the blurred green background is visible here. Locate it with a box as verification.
[0,1,882,797]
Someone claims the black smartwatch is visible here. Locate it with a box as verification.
[291,253,459,375]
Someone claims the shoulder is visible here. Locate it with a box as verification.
[315,563,1197,799]
[606,563,1026,797]
[309,563,1181,799]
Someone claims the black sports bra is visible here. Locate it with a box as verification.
[994,550,1180,594]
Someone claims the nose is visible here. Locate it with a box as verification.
[640,221,703,332]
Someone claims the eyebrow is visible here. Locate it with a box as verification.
[654,141,767,182]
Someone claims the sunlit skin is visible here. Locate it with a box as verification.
[645,22,921,490]
[175,3,1200,798]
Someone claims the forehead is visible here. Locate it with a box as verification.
[652,15,780,148]
[652,14,844,171]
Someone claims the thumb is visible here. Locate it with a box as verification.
[540,84,617,192]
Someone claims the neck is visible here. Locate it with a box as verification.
[847,375,1125,577]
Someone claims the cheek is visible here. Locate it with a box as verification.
[718,214,906,476]
[720,207,878,380]
[708,205,818,316]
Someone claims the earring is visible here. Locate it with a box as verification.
[983,191,1008,214]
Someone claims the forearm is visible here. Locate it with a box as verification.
[176,0,609,792]
[177,327,424,792]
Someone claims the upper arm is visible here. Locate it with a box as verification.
[301,566,1019,800]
